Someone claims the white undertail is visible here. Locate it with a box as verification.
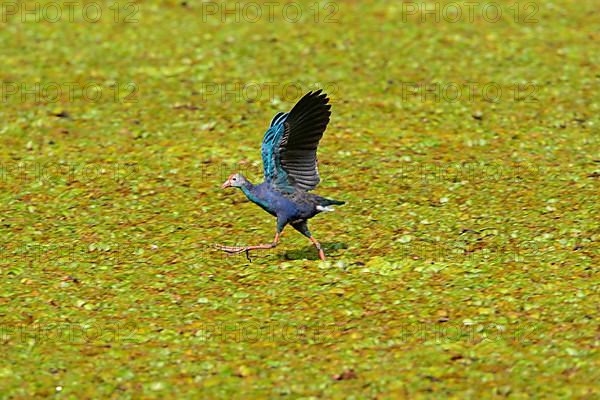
[316,205,335,212]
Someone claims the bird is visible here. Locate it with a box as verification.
[216,89,344,261]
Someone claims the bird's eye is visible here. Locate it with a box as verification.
[232,177,236,181]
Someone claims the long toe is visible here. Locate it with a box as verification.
[214,244,248,254]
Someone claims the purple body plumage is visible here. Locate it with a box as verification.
[241,181,343,231]
[217,90,344,260]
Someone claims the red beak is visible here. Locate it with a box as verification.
[221,179,231,189]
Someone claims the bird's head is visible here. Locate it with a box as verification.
[221,173,246,189]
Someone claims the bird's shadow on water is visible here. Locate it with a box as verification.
[281,242,348,261]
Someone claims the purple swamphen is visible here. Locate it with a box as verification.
[217,90,344,261]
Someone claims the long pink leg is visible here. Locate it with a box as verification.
[309,237,326,261]
[215,232,281,260]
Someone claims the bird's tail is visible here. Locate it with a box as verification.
[316,197,345,212]
[317,197,346,211]
[322,198,345,206]
[314,195,345,212]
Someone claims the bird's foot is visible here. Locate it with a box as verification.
[214,244,254,261]
[214,244,250,254]
[309,237,326,261]
[214,242,277,262]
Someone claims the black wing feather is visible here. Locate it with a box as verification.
[279,90,331,191]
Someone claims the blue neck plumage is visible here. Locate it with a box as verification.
[240,181,270,210]
[240,180,255,198]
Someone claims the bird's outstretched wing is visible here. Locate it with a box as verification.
[261,90,331,192]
